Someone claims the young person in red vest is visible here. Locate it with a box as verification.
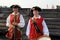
[26,6,49,40]
[6,5,25,40]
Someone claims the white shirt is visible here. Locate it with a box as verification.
[26,15,49,37]
[6,12,25,28]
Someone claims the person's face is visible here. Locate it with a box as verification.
[33,10,39,16]
[12,8,19,13]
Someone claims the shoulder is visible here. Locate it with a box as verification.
[29,18,33,22]
[19,14,24,19]
[39,15,44,19]
[20,14,23,17]
[39,15,43,18]
[29,18,32,20]
[39,15,44,22]
[9,13,14,16]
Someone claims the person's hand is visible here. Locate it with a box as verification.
[9,24,14,28]
[27,36,30,40]
[12,22,18,26]
[8,24,14,31]
[43,34,49,37]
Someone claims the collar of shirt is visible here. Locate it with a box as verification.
[12,12,19,15]
[32,15,41,19]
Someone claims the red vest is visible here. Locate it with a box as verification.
[10,14,20,24]
[29,16,43,39]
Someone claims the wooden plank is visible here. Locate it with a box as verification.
[0,23,6,26]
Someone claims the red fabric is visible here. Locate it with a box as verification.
[29,16,43,39]
[6,14,22,40]
[10,14,20,24]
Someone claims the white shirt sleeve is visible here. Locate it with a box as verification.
[6,15,10,27]
[18,15,25,28]
[42,20,49,36]
[26,20,30,37]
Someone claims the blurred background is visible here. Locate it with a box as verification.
[0,0,60,40]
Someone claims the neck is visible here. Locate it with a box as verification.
[14,12,18,14]
[13,12,18,15]
[34,15,39,17]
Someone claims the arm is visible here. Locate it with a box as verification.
[6,15,10,27]
[26,20,30,38]
[42,20,49,36]
[18,15,25,28]
[6,15,14,28]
